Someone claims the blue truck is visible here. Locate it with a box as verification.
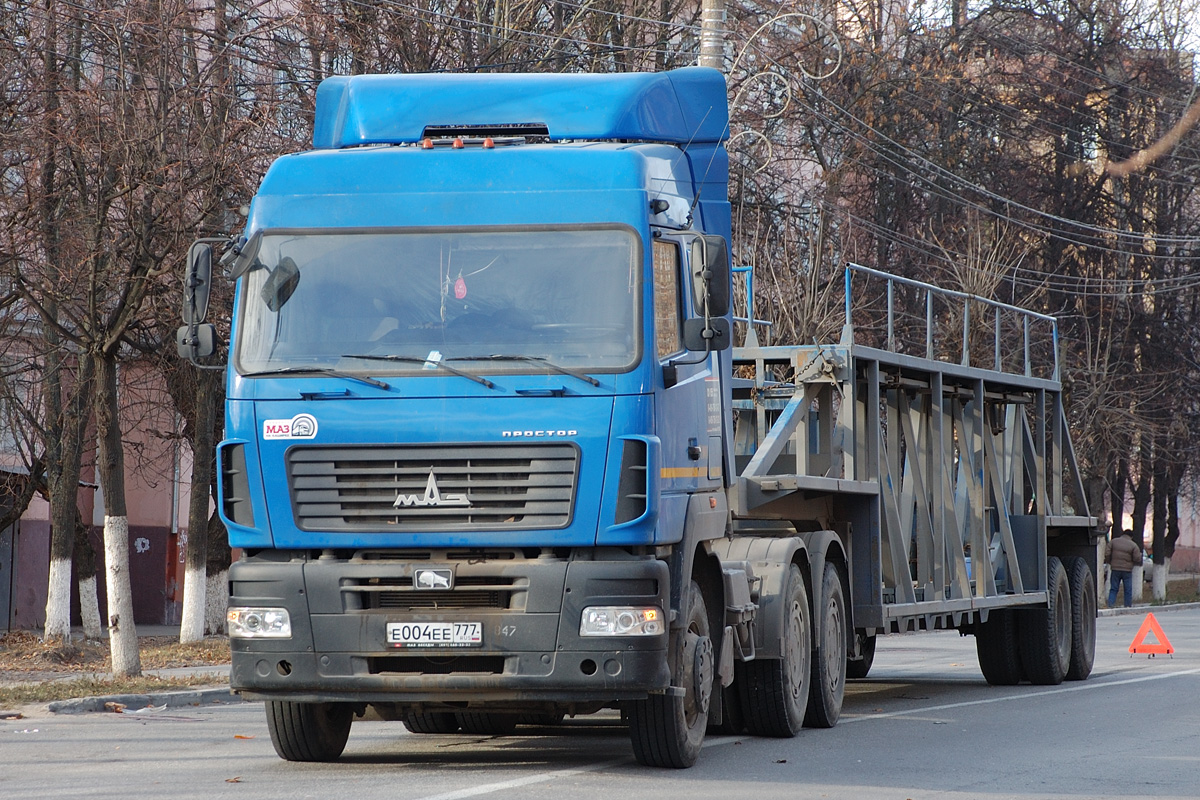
[179,67,1100,768]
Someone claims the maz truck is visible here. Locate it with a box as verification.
[179,67,1100,768]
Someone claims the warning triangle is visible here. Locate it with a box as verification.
[1128,612,1174,656]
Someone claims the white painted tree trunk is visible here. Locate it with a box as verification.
[1132,563,1145,601]
[179,563,207,642]
[79,575,103,640]
[1152,557,1170,602]
[205,569,228,635]
[43,558,72,642]
[103,514,142,676]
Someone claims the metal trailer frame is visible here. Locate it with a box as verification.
[728,264,1099,635]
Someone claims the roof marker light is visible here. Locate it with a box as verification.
[452,138,464,149]
[422,138,434,149]
[483,138,495,149]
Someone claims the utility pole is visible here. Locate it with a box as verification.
[699,0,725,71]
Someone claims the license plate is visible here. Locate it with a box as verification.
[386,621,482,648]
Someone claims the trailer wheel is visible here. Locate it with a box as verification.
[264,700,353,762]
[628,580,712,768]
[975,609,1022,685]
[805,562,847,728]
[1019,555,1072,685]
[455,712,518,735]
[846,633,877,680]
[1063,556,1097,681]
[738,564,811,737]
[403,711,460,734]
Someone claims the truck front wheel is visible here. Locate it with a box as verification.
[264,700,353,762]
[628,580,713,768]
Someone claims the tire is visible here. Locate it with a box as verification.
[404,711,460,734]
[738,565,811,738]
[628,580,713,768]
[975,608,1022,685]
[455,712,518,735]
[846,633,877,680]
[264,700,353,762]
[805,562,847,728]
[1063,556,1097,681]
[1019,556,1072,686]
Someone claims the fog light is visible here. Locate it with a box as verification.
[228,607,292,638]
[580,606,664,637]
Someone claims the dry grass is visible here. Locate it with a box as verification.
[0,631,230,674]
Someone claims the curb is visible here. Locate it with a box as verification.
[1098,601,1200,617]
[47,687,249,715]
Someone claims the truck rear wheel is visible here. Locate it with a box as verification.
[455,712,518,735]
[738,564,811,737]
[805,562,847,728]
[628,580,712,768]
[264,700,353,762]
[404,711,460,734]
[846,633,876,680]
[1063,556,1096,681]
[975,608,1022,685]
[1019,555,1072,685]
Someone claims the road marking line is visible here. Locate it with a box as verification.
[411,736,740,800]
[842,666,1200,723]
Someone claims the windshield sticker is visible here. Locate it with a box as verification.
[454,275,467,300]
[263,413,318,440]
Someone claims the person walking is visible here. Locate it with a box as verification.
[1105,531,1143,608]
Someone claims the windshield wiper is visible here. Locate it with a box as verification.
[240,366,390,391]
[340,354,496,389]
[447,354,600,387]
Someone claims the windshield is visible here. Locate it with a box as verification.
[235,227,641,376]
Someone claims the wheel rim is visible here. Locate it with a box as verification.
[786,597,807,702]
[823,594,845,696]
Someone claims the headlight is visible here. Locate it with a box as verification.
[580,606,664,637]
[228,607,292,638]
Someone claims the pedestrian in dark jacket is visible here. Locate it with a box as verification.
[1105,531,1143,608]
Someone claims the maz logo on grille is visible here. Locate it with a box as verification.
[394,471,470,509]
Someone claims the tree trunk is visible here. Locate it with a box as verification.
[74,514,102,640]
[206,509,231,634]
[1151,459,1168,601]
[94,352,141,677]
[180,370,218,642]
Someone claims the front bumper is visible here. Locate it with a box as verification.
[228,552,671,705]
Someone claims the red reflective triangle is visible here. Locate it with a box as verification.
[1128,612,1174,655]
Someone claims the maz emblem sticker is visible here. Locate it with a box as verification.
[263,413,319,440]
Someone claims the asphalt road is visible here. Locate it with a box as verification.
[6,607,1199,800]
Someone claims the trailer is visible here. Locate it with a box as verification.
[177,66,1099,769]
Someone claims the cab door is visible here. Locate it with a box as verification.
[651,236,722,535]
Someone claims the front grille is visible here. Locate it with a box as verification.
[288,443,579,532]
[346,576,517,610]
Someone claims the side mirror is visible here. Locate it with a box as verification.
[176,322,217,360]
[682,317,731,352]
[183,243,213,324]
[690,236,731,317]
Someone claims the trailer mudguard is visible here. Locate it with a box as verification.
[797,529,855,655]
[709,534,809,660]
